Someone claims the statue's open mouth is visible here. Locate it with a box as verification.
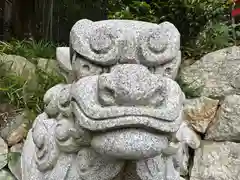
[69,64,183,159]
[71,75,183,134]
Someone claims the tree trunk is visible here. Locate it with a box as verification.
[0,0,5,40]
[11,0,35,39]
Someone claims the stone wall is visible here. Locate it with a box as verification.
[179,46,240,180]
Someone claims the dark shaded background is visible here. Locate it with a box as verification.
[0,0,107,43]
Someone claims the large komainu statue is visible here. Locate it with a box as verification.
[21,19,185,180]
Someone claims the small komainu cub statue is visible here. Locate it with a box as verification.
[21,19,186,180]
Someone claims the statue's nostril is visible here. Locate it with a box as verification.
[104,87,115,98]
[98,86,116,106]
[82,64,90,71]
[106,87,115,95]
[147,66,156,73]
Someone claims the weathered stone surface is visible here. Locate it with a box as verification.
[6,123,27,146]
[8,151,21,180]
[176,121,201,150]
[0,169,15,180]
[72,64,184,133]
[56,47,74,83]
[21,114,75,180]
[184,97,219,133]
[0,137,8,170]
[0,54,36,82]
[123,163,188,180]
[70,148,125,180]
[136,154,181,180]
[176,143,190,176]
[179,46,240,98]
[21,19,184,180]
[205,94,240,141]
[0,54,37,91]
[175,121,201,176]
[91,129,169,159]
[70,19,181,79]
[56,47,72,72]
[43,84,72,117]
[190,141,240,180]
[36,58,61,77]
[8,143,23,180]
[9,143,23,153]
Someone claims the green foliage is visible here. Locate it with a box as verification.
[0,40,64,121]
[0,64,64,117]
[194,22,233,57]
[108,0,233,59]
[109,1,158,22]
[25,68,64,114]
[0,39,56,59]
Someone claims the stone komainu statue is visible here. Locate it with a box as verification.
[21,19,185,180]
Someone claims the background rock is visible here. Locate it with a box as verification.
[179,46,240,98]
[0,54,37,90]
[205,94,240,141]
[9,144,23,153]
[176,121,201,150]
[0,169,16,180]
[0,137,8,170]
[8,145,22,180]
[176,121,201,176]
[6,123,27,146]
[190,141,240,180]
[1,112,27,146]
[36,58,61,77]
[184,97,219,134]
[177,143,190,176]
[0,54,36,81]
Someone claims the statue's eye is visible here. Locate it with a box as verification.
[89,29,114,54]
[72,53,104,79]
[147,31,168,53]
[101,67,111,74]
[139,22,180,67]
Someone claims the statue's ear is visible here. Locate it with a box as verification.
[56,47,72,72]
[56,47,74,83]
